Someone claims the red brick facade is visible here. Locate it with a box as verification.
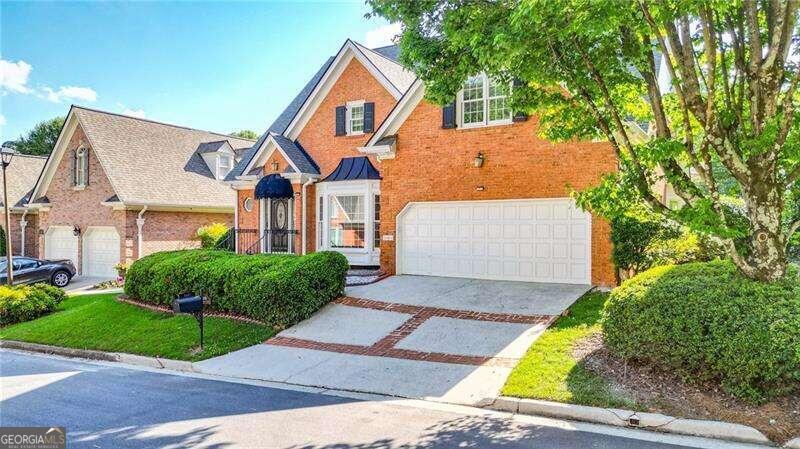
[236,54,618,286]
[0,212,39,257]
[38,123,231,275]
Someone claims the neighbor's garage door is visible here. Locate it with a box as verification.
[398,199,590,284]
[82,227,120,278]
[44,226,78,267]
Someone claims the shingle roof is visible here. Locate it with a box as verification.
[71,106,253,208]
[354,42,415,94]
[322,156,381,182]
[226,57,335,181]
[271,134,320,175]
[371,45,401,61]
[0,154,46,208]
[196,140,230,154]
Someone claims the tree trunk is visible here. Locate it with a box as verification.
[732,176,788,282]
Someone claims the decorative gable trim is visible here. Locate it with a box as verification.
[283,40,405,141]
[363,78,425,149]
[27,107,122,207]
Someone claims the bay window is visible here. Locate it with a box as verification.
[329,195,365,248]
[315,179,380,265]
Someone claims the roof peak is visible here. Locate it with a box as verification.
[70,105,257,143]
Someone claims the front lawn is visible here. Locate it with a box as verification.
[501,291,635,409]
[0,293,275,361]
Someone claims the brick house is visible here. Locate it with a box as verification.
[27,106,253,277]
[228,40,617,286]
[0,153,47,257]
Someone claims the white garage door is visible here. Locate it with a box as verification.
[44,227,78,267]
[83,227,120,278]
[399,199,591,284]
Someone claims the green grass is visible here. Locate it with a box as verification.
[0,293,275,361]
[502,291,635,409]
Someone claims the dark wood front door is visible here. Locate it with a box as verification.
[269,198,290,252]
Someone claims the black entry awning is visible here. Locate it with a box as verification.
[255,174,293,199]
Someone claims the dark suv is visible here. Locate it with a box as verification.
[0,257,77,287]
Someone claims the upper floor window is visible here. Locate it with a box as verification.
[74,147,88,187]
[458,74,512,128]
[347,100,365,135]
[218,154,233,179]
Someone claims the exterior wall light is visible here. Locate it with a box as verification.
[473,152,485,168]
[271,160,280,171]
[72,225,81,237]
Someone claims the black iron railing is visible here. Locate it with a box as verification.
[240,229,299,255]
[215,229,259,253]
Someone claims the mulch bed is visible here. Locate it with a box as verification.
[116,295,267,326]
[573,332,800,444]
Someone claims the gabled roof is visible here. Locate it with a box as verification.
[196,140,233,154]
[30,106,255,211]
[322,156,381,182]
[271,134,320,175]
[0,154,46,209]
[228,41,413,182]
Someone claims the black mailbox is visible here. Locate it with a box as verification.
[172,294,205,349]
[172,295,203,314]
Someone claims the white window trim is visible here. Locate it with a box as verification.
[345,100,365,136]
[75,147,88,188]
[217,153,233,180]
[456,74,513,129]
[315,179,380,265]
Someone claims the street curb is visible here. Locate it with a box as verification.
[0,340,195,373]
[785,437,800,448]
[488,396,773,446]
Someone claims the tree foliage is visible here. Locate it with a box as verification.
[369,0,800,281]
[13,116,65,156]
[230,129,258,140]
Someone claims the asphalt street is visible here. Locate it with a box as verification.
[0,350,768,449]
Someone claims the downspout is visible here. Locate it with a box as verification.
[19,210,28,257]
[136,206,147,259]
[301,178,315,255]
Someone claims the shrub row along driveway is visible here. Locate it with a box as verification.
[196,275,590,406]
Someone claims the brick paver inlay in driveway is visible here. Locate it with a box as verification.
[265,296,556,367]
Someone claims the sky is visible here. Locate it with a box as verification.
[0,1,401,141]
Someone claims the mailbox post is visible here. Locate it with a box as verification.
[172,294,205,350]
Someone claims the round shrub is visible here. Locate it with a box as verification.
[0,283,67,325]
[196,223,229,249]
[603,260,800,402]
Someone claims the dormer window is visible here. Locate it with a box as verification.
[74,147,88,188]
[218,154,233,179]
[347,100,365,135]
[458,74,512,128]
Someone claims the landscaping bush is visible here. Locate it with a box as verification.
[611,208,724,276]
[124,249,349,327]
[0,283,67,325]
[196,223,229,249]
[603,260,800,402]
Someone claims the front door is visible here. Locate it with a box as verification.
[269,198,290,253]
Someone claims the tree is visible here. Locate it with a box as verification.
[230,129,258,140]
[369,0,800,282]
[13,116,65,156]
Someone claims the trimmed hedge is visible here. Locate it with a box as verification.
[0,283,67,325]
[124,249,349,327]
[603,260,800,402]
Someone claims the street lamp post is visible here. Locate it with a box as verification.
[1,144,15,285]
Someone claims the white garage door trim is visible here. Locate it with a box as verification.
[396,198,591,284]
[82,226,121,278]
[44,226,78,267]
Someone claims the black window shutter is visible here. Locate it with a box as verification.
[442,100,456,129]
[71,150,77,186]
[363,102,375,133]
[335,106,347,136]
[512,78,528,122]
[84,149,90,185]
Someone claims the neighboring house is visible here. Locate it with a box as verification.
[27,106,254,277]
[0,153,47,257]
[228,40,618,286]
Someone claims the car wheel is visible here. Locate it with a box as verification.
[52,270,70,288]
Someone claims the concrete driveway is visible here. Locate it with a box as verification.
[197,276,590,406]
